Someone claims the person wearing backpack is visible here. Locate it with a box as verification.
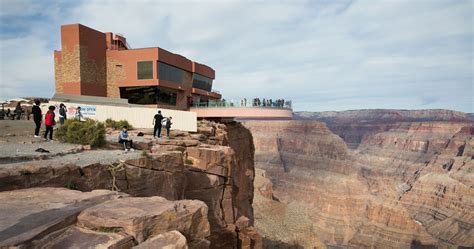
[153,110,164,138]
[44,106,56,140]
[32,100,42,138]
[165,117,172,139]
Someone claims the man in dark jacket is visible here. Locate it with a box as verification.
[153,110,164,138]
[32,100,42,137]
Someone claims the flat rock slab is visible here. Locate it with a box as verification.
[33,226,134,249]
[0,188,122,247]
[77,196,210,243]
[133,230,188,249]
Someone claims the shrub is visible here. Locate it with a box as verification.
[185,159,193,165]
[105,118,134,130]
[55,119,106,147]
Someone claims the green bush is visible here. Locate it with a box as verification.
[55,119,106,147]
[105,118,134,130]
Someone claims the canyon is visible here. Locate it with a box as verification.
[244,109,473,248]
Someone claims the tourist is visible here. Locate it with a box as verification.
[32,100,42,138]
[118,126,134,152]
[75,106,83,121]
[165,117,172,139]
[59,103,67,125]
[14,102,22,120]
[153,110,164,138]
[44,106,56,141]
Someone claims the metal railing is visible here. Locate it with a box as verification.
[192,99,292,109]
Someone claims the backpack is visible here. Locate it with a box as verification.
[45,111,55,126]
[161,118,167,126]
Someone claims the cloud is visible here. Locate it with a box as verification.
[0,0,472,112]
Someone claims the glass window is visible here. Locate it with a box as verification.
[192,73,213,91]
[137,61,153,80]
[158,62,184,84]
[120,86,177,106]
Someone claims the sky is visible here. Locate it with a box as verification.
[0,0,472,112]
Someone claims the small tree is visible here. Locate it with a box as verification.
[56,119,106,147]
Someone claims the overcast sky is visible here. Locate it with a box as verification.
[0,0,472,112]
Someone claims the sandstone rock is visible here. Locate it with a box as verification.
[151,144,186,153]
[125,151,184,172]
[32,226,135,248]
[186,146,233,177]
[0,188,122,247]
[156,139,200,147]
[133,230,188,249]
[197,126,215,137]
[190,133,208,141]
[77,196,210,243]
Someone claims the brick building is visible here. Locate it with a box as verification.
[54,24,221,111]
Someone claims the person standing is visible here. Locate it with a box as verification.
[75,106,83,121]
[32,100,42,138]
[14,102,22,120]
[153,110,164,138]
[165,117,172,139]
[59,103,67,125]
[44,106,56,140]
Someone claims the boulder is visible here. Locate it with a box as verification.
[133,230,188,249]
[77,196,210,243]
[0,188,122,247]
[32,226,134,248]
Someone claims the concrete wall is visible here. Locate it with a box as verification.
[49,101,197,132]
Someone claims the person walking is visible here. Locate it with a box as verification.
[14,102,22,120]
[59,103,67,125]
[44,106,56,140]
[118,126,134,152]
[153,110,164,138]
[32,100,42,138]
[165,117,172,139]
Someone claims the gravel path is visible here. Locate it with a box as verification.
[0,149,142,169]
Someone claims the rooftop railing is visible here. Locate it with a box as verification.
[192,98,292,109]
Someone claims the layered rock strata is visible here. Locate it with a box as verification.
[243,119,473,248]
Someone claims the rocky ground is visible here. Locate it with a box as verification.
[243,113,473,249]
[0,120,261,248]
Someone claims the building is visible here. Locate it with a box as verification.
[54,24,221,111]
[53,24,292,127]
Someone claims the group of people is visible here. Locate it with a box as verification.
[117,110,173,152]
[31,101,84,140]
[239,98,289,108]
[250,98,287,108]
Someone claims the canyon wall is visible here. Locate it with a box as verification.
[294,109,471,148]
[243,117,473,249]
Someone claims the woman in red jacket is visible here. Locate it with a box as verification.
[44,106,56,140]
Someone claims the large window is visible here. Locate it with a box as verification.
[120,86,177,106]
[192,73,213,91]
[137,61,153,80]
[158,62,184,84]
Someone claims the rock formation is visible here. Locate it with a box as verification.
[243,116,473,248]
[294,109,471,148]
[0,121,261,249]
